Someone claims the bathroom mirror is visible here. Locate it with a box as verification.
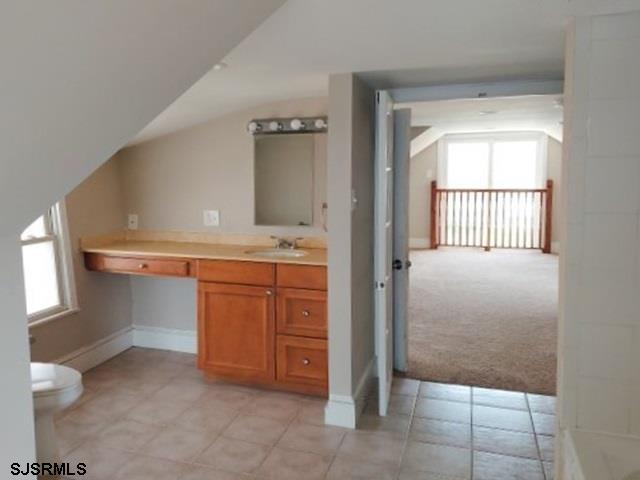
[254,133,314,226]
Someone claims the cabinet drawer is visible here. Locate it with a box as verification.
[276,264,327,290]
[85,253,190,277]
[277,288,327,338]
[198,260,274,286]
[276,335,327,391]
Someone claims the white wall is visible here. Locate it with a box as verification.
[326,74,376,428]
[0,1,284,465]
[558,10,640,472]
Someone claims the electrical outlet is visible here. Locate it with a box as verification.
[127,214,138,230]
[203,210,220,227]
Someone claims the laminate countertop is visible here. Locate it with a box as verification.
[82,240,327,266]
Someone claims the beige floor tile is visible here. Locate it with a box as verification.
[55,417,107,456]
[256,447,332,480]
[325,456,398,480]
[392,378,420,396]
[527,394,557,415]
[94,418,160,452]
[64,442,133,480]
[419,382,471,403]
[114,455,188,480]
[295,399,327,426]
[532,413,556,436]
[398,468,465,479]
[198,386,257,411]
[141,424,217,462]
[410,417,471,448]
[357,412,411,435]
[473,405,533,432]
[338,431,405,467]
[473,426,538,459]
[278,422,346,455]
[179,465,250,480]
[196,436,271,474]
[165,351,198,365]
[401,440,471,479]
[174,403,238,434]
[115,377,169,397]
[473,388,528,411]
[223,414,288,445]
[473,451,544,480]
[366,394,416,416]
[67,390,143,424]
[241,393,303,422]
[537,434,555,462]
[152,381,211,404]
[127,398,192,426]
[415,398,471,424]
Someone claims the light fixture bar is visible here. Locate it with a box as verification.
[247,116,328,135]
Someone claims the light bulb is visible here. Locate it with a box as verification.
[269,121,282,132]
[247,121,261,134]
[314,118,327,129]
[290,118,304,131]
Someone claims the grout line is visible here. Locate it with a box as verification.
[525,393,548,480]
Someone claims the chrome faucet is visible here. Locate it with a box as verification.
[271,236,302,249]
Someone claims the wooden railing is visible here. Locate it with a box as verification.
[430,180,553,253]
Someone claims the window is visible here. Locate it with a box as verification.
[21,203,77,324]
[440,133,546,189]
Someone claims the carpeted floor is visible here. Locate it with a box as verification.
[408,247,558,395]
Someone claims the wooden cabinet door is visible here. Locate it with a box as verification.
[277,288,327,339]
[276,335,327,394]
[198,282,275,382]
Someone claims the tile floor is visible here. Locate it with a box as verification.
[55,347,556,480]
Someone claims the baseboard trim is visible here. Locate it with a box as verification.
[325,356,375,428]
[551,241,560,254]
[409,237,430,249]
[56,326,133,373]
[132,325,197,354]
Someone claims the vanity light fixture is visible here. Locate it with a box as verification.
[246,116,328,135]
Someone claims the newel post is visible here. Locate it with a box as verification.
[543,179,553,254]
[430,180,438,249]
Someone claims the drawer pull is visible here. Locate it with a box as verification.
[302,358,310,366]
[301,310,310,317]
[138,263,148,269]
[265,289,273,296]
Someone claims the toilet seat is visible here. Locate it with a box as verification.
[31,363,82,397]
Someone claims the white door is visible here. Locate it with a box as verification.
[392,109,412,372]
[375,90,394,416]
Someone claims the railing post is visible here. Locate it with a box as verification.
[430,180,438,249]
[543,179,553,253]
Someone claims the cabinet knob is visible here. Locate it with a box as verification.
[302,358,310,365]
[138,263,148,269]
[301,310,310,317]
[265,290,273,296]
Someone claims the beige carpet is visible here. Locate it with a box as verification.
[408,247,558,395]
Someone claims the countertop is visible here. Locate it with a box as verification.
[82,240,327,266]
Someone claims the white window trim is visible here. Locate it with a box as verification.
[24,201,79,327]
[438,131,548,188]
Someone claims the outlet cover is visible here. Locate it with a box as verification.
[127,214,138,230]
[203,210,220,227]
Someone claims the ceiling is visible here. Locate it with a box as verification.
[131,0,633,145]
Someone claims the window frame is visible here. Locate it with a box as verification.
[21,202,78,326]
[437,131,548,189]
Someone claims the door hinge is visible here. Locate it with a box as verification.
[375,281,386,289]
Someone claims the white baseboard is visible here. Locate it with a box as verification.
[551,241,560,254]
[56,326,133,373]
[325,356,375,429]
[409,237,430,249]
[132,325,197,354]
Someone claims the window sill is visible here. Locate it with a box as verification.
[28,307,81,329]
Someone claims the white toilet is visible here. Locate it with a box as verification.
[31,363,83,462]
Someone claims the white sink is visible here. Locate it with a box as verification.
[245,249,309,258]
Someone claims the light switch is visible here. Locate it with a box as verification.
[127,214,138,230]
[203,210,220,227]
